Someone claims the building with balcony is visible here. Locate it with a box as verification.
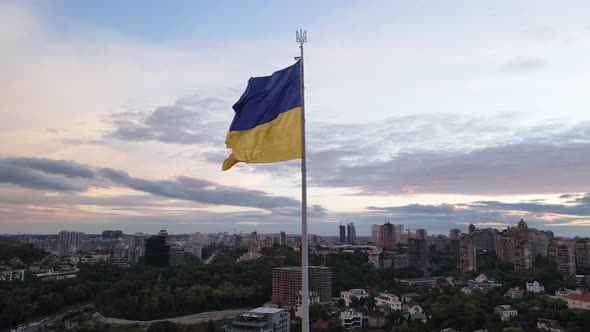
[494,305,518,321]
[340,289,369,307]
[340,309,364,328]
[374,293,402,311]
[232,307,290,332]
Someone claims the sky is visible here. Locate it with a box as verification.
[2,1,590,236]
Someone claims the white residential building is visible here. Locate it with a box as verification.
[526,281,545,294]
[374,293,402,311]
[0,269,25,281]
[340,309,363,328]
[340,289,369,307]
[405,304,424,315]
[474,273,489,284]
[494,305,518,321]
[505,287,524,299]
[232,307,290,332]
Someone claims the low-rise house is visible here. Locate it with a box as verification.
[340,309,364,328]
[397,277,436,287]
[474,273,488,284]
[537,318,564,332]
[0,269,25,281]
[35,266,79,281]
[400,293,420,302]
[374,292,402,311]
[340,289,369,307]
[505,287,524,299]
[436,277,452,287]
[404,304,424,315]
[555,288,583,302]
[526,281,545,294]
[494,305,518,321]
[567,293,590,310]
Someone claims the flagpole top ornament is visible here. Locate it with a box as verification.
[296,29,307,45]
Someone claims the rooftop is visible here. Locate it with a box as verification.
[249,307,285,314]
[569,293,590,302]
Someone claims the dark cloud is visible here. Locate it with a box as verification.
[57,138,108,145]
[271,204,328,218]
[105,96,230,145]
[0,162,87,192]
[0,157,305,212]
[559,194,576,199]
[94,168,301,210]
[0,158,97,192]
[471,199,590,216]
[504,58,548,73]
[5,157,95,178]
[310,142,590,195]
[367,204,457,214]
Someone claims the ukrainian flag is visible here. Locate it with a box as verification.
[222,60,302,171]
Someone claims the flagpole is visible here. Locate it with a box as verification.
[296,29,309,332]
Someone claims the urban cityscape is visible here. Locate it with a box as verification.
[2,218,590,331]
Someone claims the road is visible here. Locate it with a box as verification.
[3,303,91,332]
[204,250,220,264]
[95,308,249,325]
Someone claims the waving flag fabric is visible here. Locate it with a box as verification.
[222,61,302,171]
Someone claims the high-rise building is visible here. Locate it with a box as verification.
[394,224,404,244]
[380,223,395,250]
[513,242,532,270]
[556,243,576,276]
[279,231,286,246]
[57,231,84,256]
[496,233,516,263]
[468,224,476,235]
[272,266,332,308]
[371,224,381,244]
[339,225,346,243]
[415,229,427,240]
[459,237,476,274]
[515,219,529,242]
[407,236,428,270]
[145,235,170,267]
[169,245,184,265]
[190,244,202,260]
[347,223,356,244]
[548,238,559,263]
[528,229,549,258]
[472,228,496,253]
[435,235,449,254]
[102,230,123,240]
[449,229,461,240]
[575,239,590,271]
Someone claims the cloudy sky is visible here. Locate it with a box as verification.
[2,1,590,236]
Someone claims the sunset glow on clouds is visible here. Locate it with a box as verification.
[2,1,590,236]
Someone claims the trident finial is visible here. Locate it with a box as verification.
[296,29,307,45]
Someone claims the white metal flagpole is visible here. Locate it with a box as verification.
[296,29,309,332]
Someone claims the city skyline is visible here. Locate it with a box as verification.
[2,1,590,236]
